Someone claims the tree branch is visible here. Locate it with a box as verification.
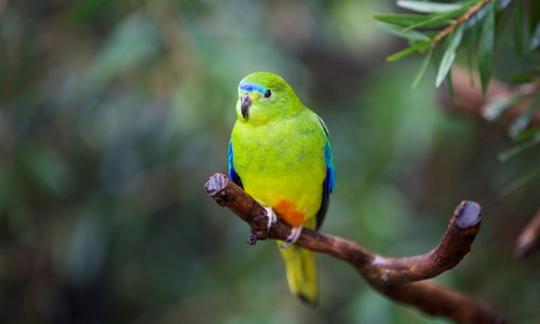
[205,173,505,323]
[432,0,491,47]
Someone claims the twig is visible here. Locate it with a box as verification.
[205,173,505,323]
[515,209,540,257]
[432,0,491,47]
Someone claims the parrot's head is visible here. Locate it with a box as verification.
[236,71,301,124]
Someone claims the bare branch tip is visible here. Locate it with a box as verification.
[455,200,482,229]
[205,172,228,197]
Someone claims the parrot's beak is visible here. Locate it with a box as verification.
[240,94,251,120]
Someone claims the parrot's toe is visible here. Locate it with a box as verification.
[264,207,277,232]
[280,226,303,248]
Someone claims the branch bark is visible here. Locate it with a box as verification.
[205,173,505,324]
[432,0,491,47]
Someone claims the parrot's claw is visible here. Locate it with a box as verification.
[280,226,303,249]
[264,207,277,232]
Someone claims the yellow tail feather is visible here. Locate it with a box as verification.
[278,243,318,305]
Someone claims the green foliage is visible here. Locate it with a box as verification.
[396,0,465,13]
[435,24,464,87]
[373,13,452,28]
[377,0,540,190]
[478,1,496,92]
[375,0,519,89]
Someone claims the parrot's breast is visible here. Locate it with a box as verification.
[231,112,326,227]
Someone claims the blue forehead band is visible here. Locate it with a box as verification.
[239,82,267,94]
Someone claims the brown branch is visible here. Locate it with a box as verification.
[432,0,491,47]
[205,173,505,323]
[515,209,540,258]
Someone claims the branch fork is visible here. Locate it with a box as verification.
[205,172,505,323]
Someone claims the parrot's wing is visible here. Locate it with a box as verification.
[315,117,335,230]
[228,141,243,188]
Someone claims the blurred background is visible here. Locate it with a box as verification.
[0,1,539,323]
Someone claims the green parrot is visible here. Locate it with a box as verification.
[228,71,335,305]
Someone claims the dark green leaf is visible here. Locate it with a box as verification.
[514,125,540,141]
[397,0,464,13]
[530,0,540,33]
[386,41,430,62]
[508,73,534,84]
[494,0,514,39]
[464,4,489,29]
[435,25,464,87]
[513,2,525,55]
[401,10,463,31]
[478,1,496,93]
[529,22,540,51]
[411,47,433,89]
[373,14,433,27]
[509,99,540,138]
[509,115,531,139]
[467,22,480,72]
[499,133,540,162]
[378,23,430,42]
[497,0,512,10]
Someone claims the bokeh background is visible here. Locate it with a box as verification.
[1,1,539,323]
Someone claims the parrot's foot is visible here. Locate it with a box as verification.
[264,207,277,232]
[247,207,277,245]
[280,226,303,249]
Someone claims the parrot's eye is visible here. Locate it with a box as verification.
[264,89,272,98]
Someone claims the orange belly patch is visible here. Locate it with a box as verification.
[274,199,305,227]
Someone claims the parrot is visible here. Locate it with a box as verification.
[228,71,335,305]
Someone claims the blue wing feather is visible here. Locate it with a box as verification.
[325,143,335,193]
[316,118,335,229]
[228,141,243,188]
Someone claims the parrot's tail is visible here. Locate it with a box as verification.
[277,243,318,305]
